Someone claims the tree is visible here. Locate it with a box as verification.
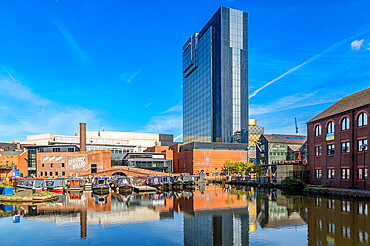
[223,160,255,175]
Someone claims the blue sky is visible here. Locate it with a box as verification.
[0,0,369,142]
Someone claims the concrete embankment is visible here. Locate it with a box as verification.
[0,191,59,204]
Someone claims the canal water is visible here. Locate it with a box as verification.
[0,184,368,245]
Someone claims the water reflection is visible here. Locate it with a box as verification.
[0,184,368,245]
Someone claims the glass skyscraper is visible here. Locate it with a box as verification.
[183,7,248,144]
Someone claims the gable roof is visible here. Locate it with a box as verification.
[262,134,307,144]
[307,88,370,124]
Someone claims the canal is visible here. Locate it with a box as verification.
[0,184,368,245]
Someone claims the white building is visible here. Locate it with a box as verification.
[23,131,174,153]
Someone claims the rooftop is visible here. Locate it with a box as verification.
[263,134,307,144]
[307,87,370,123]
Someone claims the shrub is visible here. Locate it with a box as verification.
[282,177,306,193]
[320,180,332,188]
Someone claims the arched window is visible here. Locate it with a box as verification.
[315,125,321,136]
[341,117,350,130]
[327,121,334,134]
[358,112,368,127]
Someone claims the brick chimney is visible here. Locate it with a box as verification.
[80,123,86,152]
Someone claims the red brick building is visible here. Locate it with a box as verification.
[307,88,369,189]
[146,142,248,175]
[36,150,111,178]
[0,151,28,178]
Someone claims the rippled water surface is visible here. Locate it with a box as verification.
[0,184,368,245]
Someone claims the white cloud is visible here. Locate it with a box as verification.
[141,104,182,136]
[120,70,142,83]
[0,73,99,141]
[53,21,90,62]
[351,39,364,50]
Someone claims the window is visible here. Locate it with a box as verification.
[52,148,61,152]
[68,147,75,152]
[315,197,322,207]
[62,163,65,167]
[316,219,322,230]
[328,222,335,234]
[40,172,43,176]
[342,201,351,212]
[327,121,334,134]
[315,169,322,179]
[44,172,47,176]
[341,142,350,153]
[359,230,368,244]
[328,199,335,209]
[341,168,350,179]
[55,172,58,176]
[327,144,335,155]
[51,164,53,168]
[328,169,335,179]
[42,164,44,167]
[342,226,350,239]
[315,146,322,156]
[62,171,65,176]
[358,168,368,180]
[358,139,368,151]
[358,203,368,215]
[315,125,321,136]
[341,117,350,130]
[358,112,368,127]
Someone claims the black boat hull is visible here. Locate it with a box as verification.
[92,187,110,195]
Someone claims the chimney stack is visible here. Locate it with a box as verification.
[80,123,86,152]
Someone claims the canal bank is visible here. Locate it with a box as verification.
[0,190,59,204]
[212,179,370,200]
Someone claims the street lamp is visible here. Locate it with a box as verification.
[361,143,368,190]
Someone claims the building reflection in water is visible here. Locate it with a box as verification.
[4,184,368,246]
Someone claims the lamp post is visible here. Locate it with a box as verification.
[361,143,368,190]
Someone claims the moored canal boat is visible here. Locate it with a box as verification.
[68,178,84,192]
[14,178,44,191]
[183,175,196,189]
[92,177,110,195]
[147,176,164,192]
[44,178,66,192]
[114,177,133,193]
[172,176,184,190]
[162,176,173,191]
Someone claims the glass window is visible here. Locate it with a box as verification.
[358,168,368,180]
[62,171,65,176]
[342,201,351,212]
[315,125,321,136]
[341,142,350,153]
[55,172,58,176]
[327,144,335,155]
[358,139,368,151]
[358,112,368,127]
[341,117,350,130]
[327,121,334,134]
[315,169,322,179]
[328,199,335,209]
[341,168,350,179]
[328,169,335,179]
[315,146,322,156]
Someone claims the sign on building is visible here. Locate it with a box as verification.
[66,155,88,171]
[41,155,65,163]
[12,169,19,177]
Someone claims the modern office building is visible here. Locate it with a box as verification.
[183,6,249,144]
[307,88,369,189]
[23,131,174,153]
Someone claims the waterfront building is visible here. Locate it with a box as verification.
[0,150,28,178]
[0,142,22,152]
[183,6,249,144]
[23,131,174,153]
[36,149,111,178]
[112,152,173,173]
[146,142,248,175]
[306,88,369,189]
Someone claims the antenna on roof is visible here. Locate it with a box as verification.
[295,118,299,135]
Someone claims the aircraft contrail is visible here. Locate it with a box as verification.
[249,28,370,99]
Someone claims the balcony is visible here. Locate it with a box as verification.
[52,136,132,146]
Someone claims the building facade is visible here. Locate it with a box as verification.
[23,131,174,153]
[0,151,28,178]
[183,7,249,144]
[36,150,111,178]
[307,88,369,189]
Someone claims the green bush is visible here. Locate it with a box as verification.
[282,177,306,193]
[320,180,332,188]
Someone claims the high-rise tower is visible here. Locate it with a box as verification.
[183,7,248,144]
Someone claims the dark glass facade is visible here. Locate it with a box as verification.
[183,7,248,144]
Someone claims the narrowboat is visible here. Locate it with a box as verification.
[92,177,110,195]
[162,176,173,191]
[92,193,109,205]
[183,175,196,189]
[147,176,164,192]
[14,178,44,191]
[114,177,133,193]
[44,178,66,192]
[172,176,184,190]
[68,178,84,191]
[84,178,93,190]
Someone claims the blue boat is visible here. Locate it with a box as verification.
[92,177,110,195]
